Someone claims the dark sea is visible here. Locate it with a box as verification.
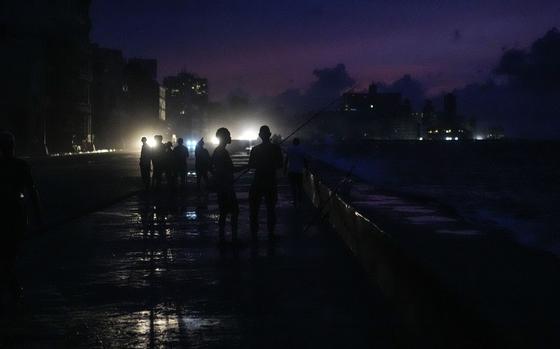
[305,140,560,256]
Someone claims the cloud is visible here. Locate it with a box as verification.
[269,63,355,113]
[306,64,355,104]
[378,74,426,110]
[495,27,560,91]
[261,29,560,139]
[452,28,560,138]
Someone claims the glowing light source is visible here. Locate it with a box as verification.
[238,129,258,141]
[146,138,156,147]
[211,137,219,145]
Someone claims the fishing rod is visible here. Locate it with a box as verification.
[232,83,358,183]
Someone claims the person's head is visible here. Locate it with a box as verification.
[141,137,147,144]
[154,135,163,143]
[0,131,15,157]
[197,137,205,147]
[215,128,231,146]
[259,125,271,142]
[177,138,184,145]
[293,137,300,146]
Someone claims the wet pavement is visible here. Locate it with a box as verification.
[2,156,404,348]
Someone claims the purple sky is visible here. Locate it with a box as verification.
[91,0,560,100]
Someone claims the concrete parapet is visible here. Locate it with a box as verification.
[303,171,502,348]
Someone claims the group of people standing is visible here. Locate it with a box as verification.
[141,125,306,244]
[139,136,211,191]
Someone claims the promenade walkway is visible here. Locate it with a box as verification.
[1,155,404,348]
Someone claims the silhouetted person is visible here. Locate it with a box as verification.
[173,138,189,187]
[139,137,151,190]
[195,138,210,192]
[248,125,283,240]
[151,135,164,188]
[210,128,238,244]
[0,132,41,304]
[164,141,175,187]
[285,137,307,207]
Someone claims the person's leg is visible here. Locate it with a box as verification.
[196,169,202,191]
[1,242,22,302]
[202,171,209,188]
[249,184,262,239]
[168,169,176,189]
[230,190,239,242]
[180,169,187,188]
[217,192,226,242]
[288,173,298,205]
[145,166,152,190]
[140,165,145,187]
[265,185,278,236]
[153,168,161,188]
[140,165,149,190]
[296,173,304,203]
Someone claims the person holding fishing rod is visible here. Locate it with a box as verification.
[248,125,283,241]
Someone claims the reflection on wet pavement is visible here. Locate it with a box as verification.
[4,174,402,348]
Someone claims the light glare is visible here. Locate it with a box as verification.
[238,129,258,141]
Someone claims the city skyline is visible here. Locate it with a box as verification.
[91,0,560,100]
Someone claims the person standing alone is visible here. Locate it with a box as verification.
[210,128,239,244]
[248,125,283,241]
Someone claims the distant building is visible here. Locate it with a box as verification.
[127,58,157,81]
[123,58,161,124]
[2,0,94,154]
[424,93,471,140]
[91,45,126,149]
[163,72,208,120]
[163,72,209,138]
[159,86,166,121]
[487,126,505,140]
[337,83,417,140]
